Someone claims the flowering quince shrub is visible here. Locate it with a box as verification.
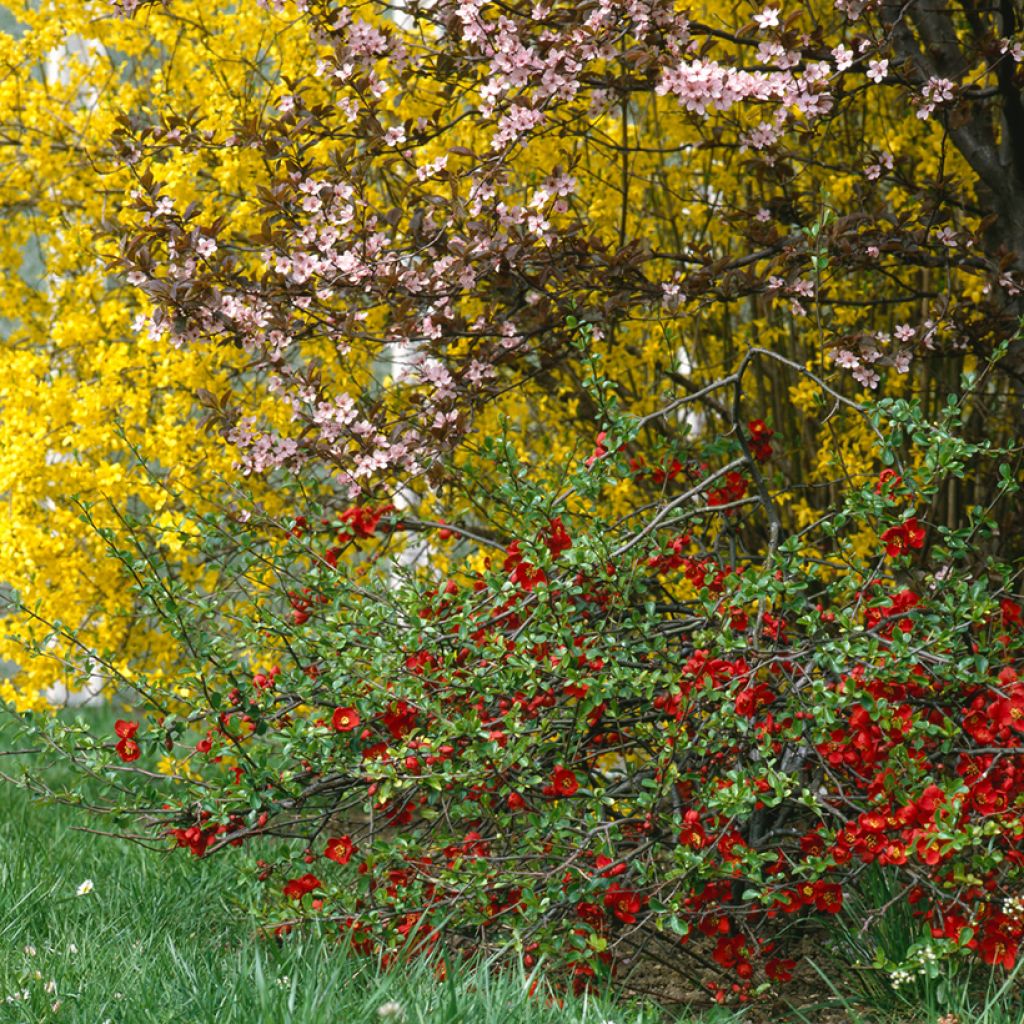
[11,373,1024,1006]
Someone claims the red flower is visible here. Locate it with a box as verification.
[874,468,902,496]
[990,697,1024,734]
[113,720,141,760]
[979,929,1018,970]
[1001,598,1023,629]
[881,516,926,558]
[510,560,547,592]
[576,901,604,927]
[585,431,608,469]
[678,816,707,849]
[325,836,355,865]
[651,458,683,485]
[734,682,774,718]
[880,525,907,557]
[765,957,796,983]
[283,873,322,900]
[716,829,746,863]
[115,737,140,762]
[169,824,217,857]
[879,841,908,866]
[904,517,926,549]
[594,854,627,878]
[549,766,579,797]
[337,503,394,542]
[800,830,825,857]
[603,883,645,925]
[382,699,418,740]
[253,667,279,691]
[543,517,572,557]
[810,881,843,913]
[915,839,944,866]
[747,419,774,461]
[707,470,748,510]
[331,707,360,732]
[712,934,751,970]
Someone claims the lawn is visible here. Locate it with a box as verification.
[0,711,701,1024]
[3,709,1022,1024]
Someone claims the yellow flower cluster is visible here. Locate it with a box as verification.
[0,0,319,708]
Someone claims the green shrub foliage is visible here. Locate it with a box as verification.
[11,371,1024,1006]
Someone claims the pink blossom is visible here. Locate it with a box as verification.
[753,7,780,29]
[866,59,888,83]
[832,44,854,71]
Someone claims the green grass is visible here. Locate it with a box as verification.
[0,709,719,1024]
[0,778,699,1024]
[4,708,1023,1024]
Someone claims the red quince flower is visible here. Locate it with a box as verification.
[603,883,645,925]
[543,517,572,557]
[510,560,547,592]
[1001,598,1022,629]
[283,873,322,900]
[548,765,579,797]
[800,830,825,857]
[716,829,746,863]
[575,901,604,927]
[881,516,926,557]
[594,854,627,878]
[113,719,140,761]
[650,458,682,485]
[381,699,418,740]
[991,697,1024,733]
[734,682,774,718]
[325,836,356,865]
[116,737,140,762]
[747,419,774,461]
[712,934,750,969]
[765,957,796,983]
[170,824,216,857]
[331,707,360,732]
[810,881,843,913]
[879,841,908,866]
[979,929,1018,970]
[874,468,902,496]
[904,517,926,548]
[678,816,707,849]
[707,470,748,510]
[585,431,608,469]
[337,503,393,542]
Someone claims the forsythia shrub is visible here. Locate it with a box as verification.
[0,0,328,708]
[5,0,1024,710]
